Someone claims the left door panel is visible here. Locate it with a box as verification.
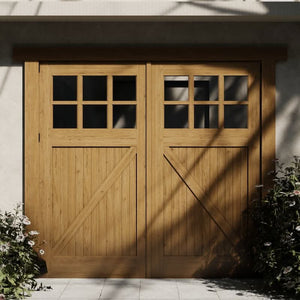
[26,64,146,277]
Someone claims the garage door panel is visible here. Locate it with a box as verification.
[52,146,137,257]
[162,147,248,258]
[149,63,260,276]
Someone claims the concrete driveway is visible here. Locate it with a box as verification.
[29,278,292,300]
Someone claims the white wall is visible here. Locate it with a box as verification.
[0,21,299,211]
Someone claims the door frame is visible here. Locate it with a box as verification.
[19,47,286,277]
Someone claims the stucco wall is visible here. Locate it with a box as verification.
[0,21,299,211]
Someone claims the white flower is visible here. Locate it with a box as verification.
[22,216,31,225]
[28,240,35,247]
[295,226,300,232]
[283,266,293,274]
[15,234,25,243]
[0,243,10,253]
[11,219,21,228]
[39,249,45,255]
[289,201,296,207]
[29,230,39,236]
[264,242,272,247]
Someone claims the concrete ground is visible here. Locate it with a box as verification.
[29,278,291,300]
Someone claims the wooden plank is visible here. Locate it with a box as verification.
[164,147,240,247]
[178,147,187,256]
[114,148,122,255]
[52,147,136,255]
[136,65,146,265]
[39,64,54,266]
[98,148,107,256]
[146,62,151,276]
[13,46,287,62]
[24,62,41,241]
[75,148,84,256]
[186,147,197,256]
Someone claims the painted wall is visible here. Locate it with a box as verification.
[0,21,299,211]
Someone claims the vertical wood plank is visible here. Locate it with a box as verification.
[129,154,137,256]
[75,148,84,256]
[178,147,187,256]
[98,147,107,256]
[24,61,41,240]
[39,64,53,268]
[136,64,146,273]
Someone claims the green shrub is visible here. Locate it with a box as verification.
[0,205,45,299]
[251,157,300,295]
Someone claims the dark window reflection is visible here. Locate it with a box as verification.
[53,76,77,101]
[194,76,218,101]
[164,105,188,128]
[224,76,248,101]
[164,76,188,101]
[194,105,218,128]
[83,76,107,100]
[83,105,107,128]
[224,105,248,128]
[113,105,136,128]
[53,105,77,128]
[113,76,136,100]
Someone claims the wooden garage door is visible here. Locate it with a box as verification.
[38,64,146,277]
[147,63,261,277]
[27,61,261,278]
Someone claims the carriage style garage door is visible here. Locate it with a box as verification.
[25,60,262,277]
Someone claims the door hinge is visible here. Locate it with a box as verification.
[38,133,40,143]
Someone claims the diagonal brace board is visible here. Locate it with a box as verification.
[52,147,136,255]
[164,147,240,247]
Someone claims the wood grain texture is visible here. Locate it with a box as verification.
[24,62,42,238]
[36,64,145,277]
[25,59,276,278]
[51,147,137,257]
[148,63,261,277]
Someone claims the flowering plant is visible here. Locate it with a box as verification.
[251,157,300,295]
[0,205,45,299]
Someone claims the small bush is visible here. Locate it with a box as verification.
[0,205,45,299]
[251,157,300,295]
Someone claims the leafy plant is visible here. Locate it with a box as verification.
[251,157,300,295]
[0,205,45,299]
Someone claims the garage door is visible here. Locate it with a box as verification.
[26,62,260,277]
[147,63,260,277]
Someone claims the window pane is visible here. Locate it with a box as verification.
[53,76,77,101]
[83,76,107,100]
[164,76,188,101]
[113,76,136,100]
[194,76,218,101]
[53,105,77,128]
[83,105,107,128]
[224,105,248,128]
[194,105,218,128]
[113,105,136,128]
[224,76,248,101]
[164,105,188,128]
